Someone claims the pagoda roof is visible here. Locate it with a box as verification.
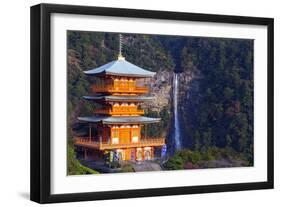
[78,116,160,124]
[84,59,156,78]
[83,95,154,102]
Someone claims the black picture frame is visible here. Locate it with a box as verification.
[30,3,274,204]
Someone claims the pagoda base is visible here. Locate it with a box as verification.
[76,146,160,162]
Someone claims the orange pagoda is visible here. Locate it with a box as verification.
[74,39,165,162]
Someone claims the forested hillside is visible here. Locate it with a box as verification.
[162,37,254,163]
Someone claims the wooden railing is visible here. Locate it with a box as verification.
[95,108,111,114]
[74,137,165,150]
[92,85,148,93]
[95,107,144,115]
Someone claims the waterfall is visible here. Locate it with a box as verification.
[173,73,181,150]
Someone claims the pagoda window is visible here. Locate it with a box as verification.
[120,78,125,88]
[111,129,119,144]
[112,129,119,138]
[131,128,139,143]
[132,137,138,143]
[112,138,119,144]
[132,128,139,136]
[128,79,136,91]
[114,78,120,90]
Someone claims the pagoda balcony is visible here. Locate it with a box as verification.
[73,137,165,150]
[95,107,145,115]
[92,85,148,94]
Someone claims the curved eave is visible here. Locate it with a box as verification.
[105,71,155,78]
[104,117,161,124]
[83,59,156,78]
[78,116,161,124]
[78,116,102,123]
[84,71,155,78]
[83,95,154,102]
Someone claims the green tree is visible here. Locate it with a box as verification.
[164,154,184,170]
[67,145,98,175]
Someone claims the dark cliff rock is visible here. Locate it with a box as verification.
[144,69,173,112]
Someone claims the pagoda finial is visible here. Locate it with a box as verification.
[118,34,125,60]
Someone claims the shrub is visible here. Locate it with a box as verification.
[190,151,201,164]
[67,145,98,175]
[164,154,184,170]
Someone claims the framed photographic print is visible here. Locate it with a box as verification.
[30,3,274,203]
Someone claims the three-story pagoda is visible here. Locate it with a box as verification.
[74,42,165,162]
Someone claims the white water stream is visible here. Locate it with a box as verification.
[173,73,182,150]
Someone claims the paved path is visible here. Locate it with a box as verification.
[129,161,163,172]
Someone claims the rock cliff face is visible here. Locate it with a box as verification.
[142,67,199,152]
[144,69,197,113]
[144,69,173,112]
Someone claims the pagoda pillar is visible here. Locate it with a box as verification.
[109,127,112,144]
[89,123,92,141]
[84,148,88,160]
[144,124,147,139]
[99,127,102,143]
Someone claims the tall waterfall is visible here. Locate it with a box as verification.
[173,73,181,150]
